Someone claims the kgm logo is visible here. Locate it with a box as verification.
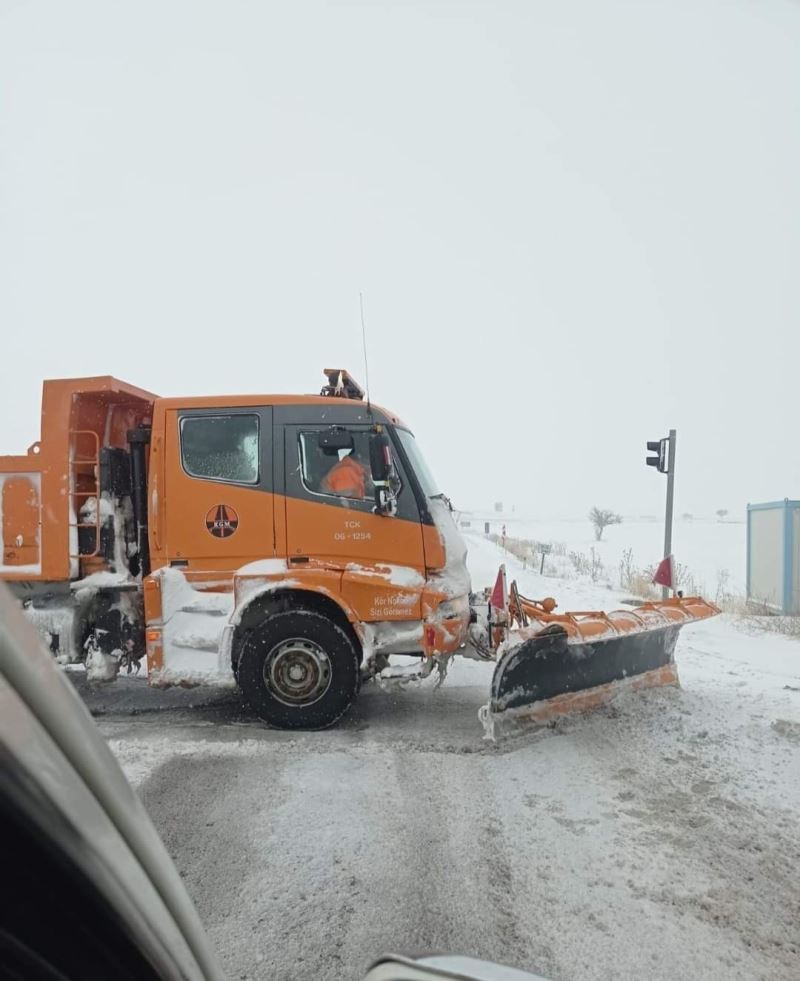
[205,504,239,539]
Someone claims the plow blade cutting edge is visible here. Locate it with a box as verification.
[486,592,719,727]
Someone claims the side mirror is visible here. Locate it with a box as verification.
[369,432,392,482]
[318,427,354,454]
[369,431,397,516]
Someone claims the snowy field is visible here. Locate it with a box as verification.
[460,512,747,597]
[88,531,800,981]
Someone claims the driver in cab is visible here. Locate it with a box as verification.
[321,447,370,499]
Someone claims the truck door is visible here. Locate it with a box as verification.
[282,423,426,618]
[162,406,275,572]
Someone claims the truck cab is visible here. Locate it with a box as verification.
[144,369,471,726]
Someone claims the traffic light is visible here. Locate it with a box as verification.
[646,437,669,474]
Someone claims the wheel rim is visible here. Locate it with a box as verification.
[264,637,332,707]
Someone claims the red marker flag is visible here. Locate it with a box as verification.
[652,555,674,589]
[490,564,508,610]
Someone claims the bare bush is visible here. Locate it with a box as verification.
[675,562,705,596]
[589,547,604,583]
[638,559,706,598]
[569,550,590,576]
[628,573,659,600]
[720,594,750,615]
[568,547,606,583]
[715,569,732,607]
[589,506,622,541]
[619,547,635,590]
[741,614,800,638]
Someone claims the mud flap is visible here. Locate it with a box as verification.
[489,622,682,724]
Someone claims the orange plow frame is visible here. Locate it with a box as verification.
[508,583,720,643]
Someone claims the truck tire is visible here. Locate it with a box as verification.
[235,609,360,729]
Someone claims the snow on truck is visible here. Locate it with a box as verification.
[0,369,718,730]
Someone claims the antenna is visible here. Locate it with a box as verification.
[359,291,371,413]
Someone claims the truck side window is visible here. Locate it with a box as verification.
[299,431,374,500]
[180,414,259,484]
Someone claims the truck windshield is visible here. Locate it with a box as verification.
[394,428,440,498]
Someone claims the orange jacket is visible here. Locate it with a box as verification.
[321,455,368,498]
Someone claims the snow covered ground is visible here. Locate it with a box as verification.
[460,512,746,596]
[89,531,800,981]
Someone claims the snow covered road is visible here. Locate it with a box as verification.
[88,532,800,981]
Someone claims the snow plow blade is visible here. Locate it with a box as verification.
[488,592,719,726]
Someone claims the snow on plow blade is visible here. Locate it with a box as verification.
[488,593,719,727]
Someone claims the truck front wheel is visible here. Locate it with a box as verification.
[235,609,360,729]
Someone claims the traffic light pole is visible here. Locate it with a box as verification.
[662,429,677,599]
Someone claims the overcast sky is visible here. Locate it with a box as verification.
[1,0,798,519]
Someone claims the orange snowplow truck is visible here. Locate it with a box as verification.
[0,370,471,728]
